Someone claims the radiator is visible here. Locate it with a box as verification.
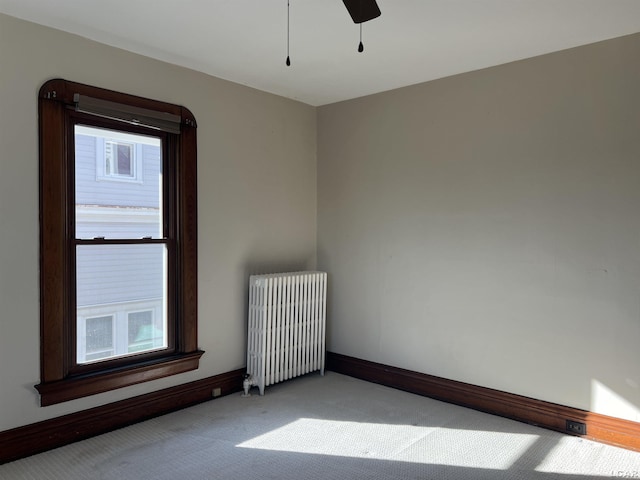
[246,271,327,395]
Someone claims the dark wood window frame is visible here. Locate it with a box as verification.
[36,79,203,406]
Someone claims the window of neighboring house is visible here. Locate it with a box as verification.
[128,310,163,353]
[106,140,134,177]
[37,79,202,406]
[84,315,115,362]
[90,126,146,183]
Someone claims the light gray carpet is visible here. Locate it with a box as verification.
[1,372,639,479]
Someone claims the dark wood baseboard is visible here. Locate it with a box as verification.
[4,357,639,464]
[326,352,640,452]
[0,368,244,465]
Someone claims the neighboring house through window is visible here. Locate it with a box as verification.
[37,79,202,406]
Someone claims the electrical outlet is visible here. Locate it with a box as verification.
[212,387,222,398]
[566,420,587,435]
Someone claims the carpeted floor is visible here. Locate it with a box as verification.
[1,372,639,479]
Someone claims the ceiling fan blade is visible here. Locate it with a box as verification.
[342,0,381,24]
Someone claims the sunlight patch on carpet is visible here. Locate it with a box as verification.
[236,417,540,470]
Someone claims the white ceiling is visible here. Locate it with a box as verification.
[2,0,640,106]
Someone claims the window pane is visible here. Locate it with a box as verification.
[85,315,114,362]
[75,125,163,239]
[76,244,168,364]
[105,141,134,177]
[115,143,133,176]
[128,310,164,353]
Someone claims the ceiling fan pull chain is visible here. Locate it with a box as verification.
[286,0,291,66]
[358,23,364,53]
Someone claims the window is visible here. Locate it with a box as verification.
[37,79,202,406]
[128,310,163,353]
[105,140,134,177]
[76,299,163,364]
[84,315,115,362]
[87,126,147,183]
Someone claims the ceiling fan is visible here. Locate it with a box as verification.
[286,0,382,65]
[342,0,382,24]
[343,0,381,52]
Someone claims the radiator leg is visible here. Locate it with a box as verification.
[242,374,252,397]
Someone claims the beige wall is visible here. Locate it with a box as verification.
[0,13,317,431]
[317,33,640,422]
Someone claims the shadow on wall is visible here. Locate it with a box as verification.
[316,248,334,351]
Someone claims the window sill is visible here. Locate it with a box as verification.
[35,350,204,406]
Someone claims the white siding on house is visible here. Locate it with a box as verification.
[75,132,161,210]
[75,244,164,307]
[76,217,161,240]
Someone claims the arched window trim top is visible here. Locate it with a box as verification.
[39,79,197,129]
